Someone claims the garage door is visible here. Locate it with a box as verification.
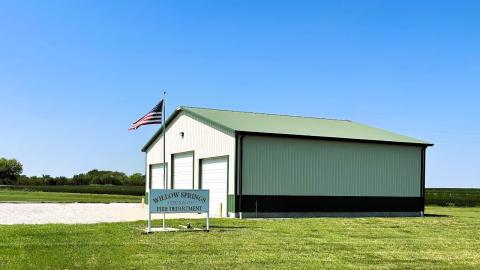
[201,157,227,217]
[173,152,194,189]
[150,163,167,189]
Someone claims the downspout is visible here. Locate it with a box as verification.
[421,147,426,217]
[238,134,245,218]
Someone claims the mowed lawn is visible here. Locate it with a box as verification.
[0,189,142,203]
[0,207,479,269]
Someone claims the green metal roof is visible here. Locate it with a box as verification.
[142,106,432,151]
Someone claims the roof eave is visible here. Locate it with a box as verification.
[235,130,434,147]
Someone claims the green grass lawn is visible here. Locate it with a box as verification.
[0,206,479,269]
[0,189,142,203]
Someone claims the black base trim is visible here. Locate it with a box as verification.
[235,195,423,212]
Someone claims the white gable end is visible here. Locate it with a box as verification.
[145,112,236,196]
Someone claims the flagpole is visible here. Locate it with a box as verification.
[162,91,166,230]
[147,152,151,233]
[134,95,166,233]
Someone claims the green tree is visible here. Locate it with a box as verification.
[0,158,23,184]
[126,173,145,186]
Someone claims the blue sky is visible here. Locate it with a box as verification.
[0,1,479,187]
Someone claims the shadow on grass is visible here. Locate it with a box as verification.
[209,225,250,229]
[424,213,450,217]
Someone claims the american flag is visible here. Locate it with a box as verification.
[129,100,164,130]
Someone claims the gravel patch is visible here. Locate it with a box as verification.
[0,203,203,225]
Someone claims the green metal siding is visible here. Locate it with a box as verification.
[242,136,422,197]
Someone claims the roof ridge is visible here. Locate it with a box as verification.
[179,106,352,122]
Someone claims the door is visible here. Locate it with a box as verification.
[150,163,167,189]
[172,152,194,189]
[201,157,228,217]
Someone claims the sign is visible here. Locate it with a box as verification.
[149,189,209,214]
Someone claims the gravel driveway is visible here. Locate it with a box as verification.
[0,203,203,225]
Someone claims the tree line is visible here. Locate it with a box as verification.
[0,157,145,186]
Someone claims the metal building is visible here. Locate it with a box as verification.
[142,106,432,218]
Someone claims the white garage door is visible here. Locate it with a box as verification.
[150,163,167,189]
[201,157,227,217]
[173,152,193,189]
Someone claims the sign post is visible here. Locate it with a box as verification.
[147,189,210,232]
